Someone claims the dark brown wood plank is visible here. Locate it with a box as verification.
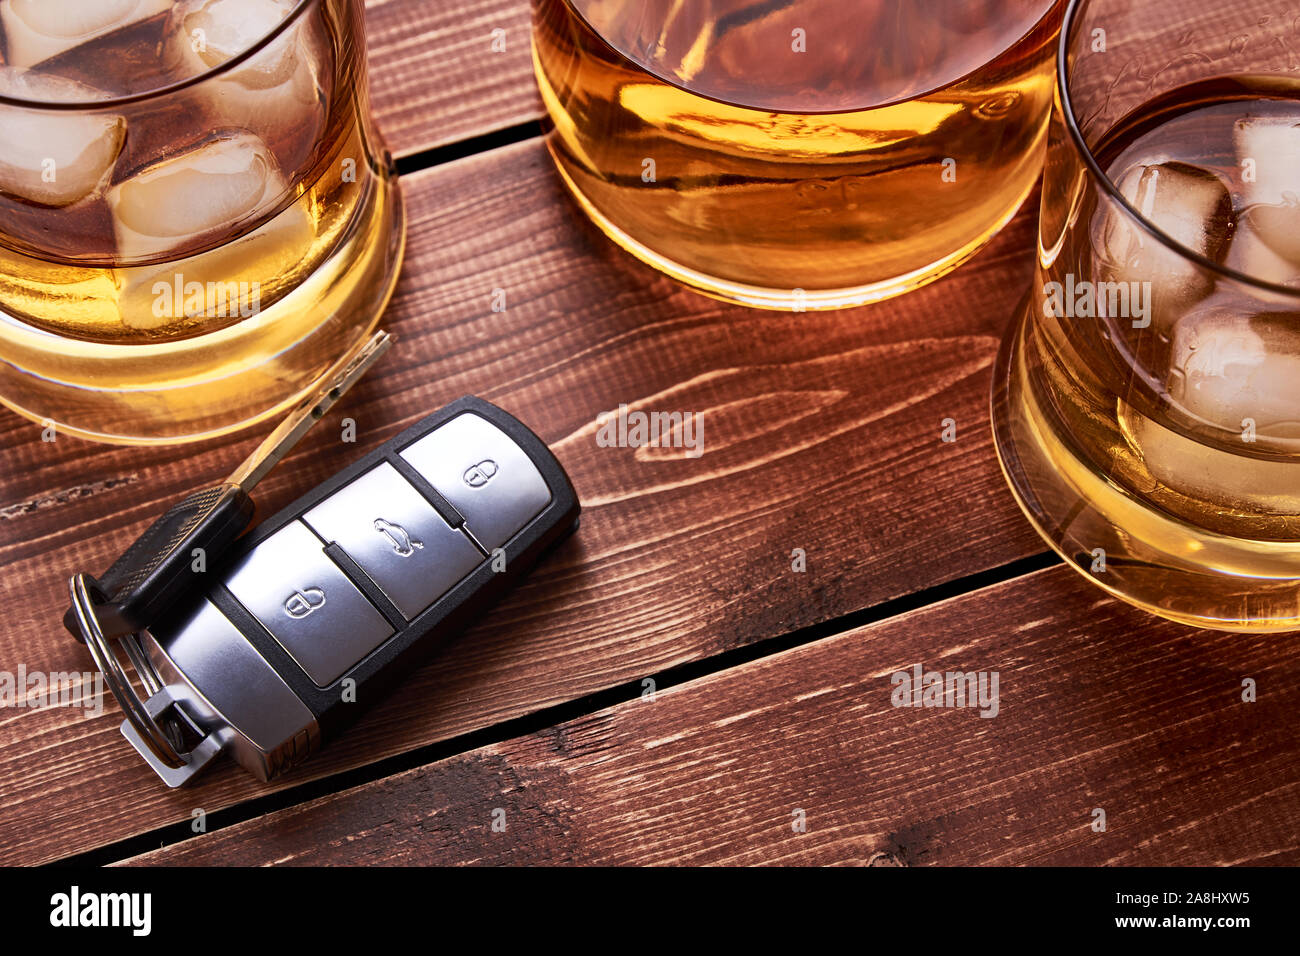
[0,139,1042,865]
[365,0,540,157]
[123,565,1300,867]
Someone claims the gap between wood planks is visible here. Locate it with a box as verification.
[393,121,541,176]
[62,550,1060,866]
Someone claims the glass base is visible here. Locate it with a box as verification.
[0,171,406,446]
[546,140,1036,312]
[992,298,1300,633]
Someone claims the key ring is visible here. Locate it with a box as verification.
[69,573,187,770]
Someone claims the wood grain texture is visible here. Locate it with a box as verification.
[0,139,1043,865]
[123,565,1300,867]
[365,0,540,157]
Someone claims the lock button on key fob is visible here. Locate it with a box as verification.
[224,521,395,688]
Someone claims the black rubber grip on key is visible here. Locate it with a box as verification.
[63,484,255,640]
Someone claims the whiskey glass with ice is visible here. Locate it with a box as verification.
[0,0,405,443]
[992,0,1300,629]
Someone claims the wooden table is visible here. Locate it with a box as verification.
[1,0,1297,868]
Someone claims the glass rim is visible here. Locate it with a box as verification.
[0,0,316,111]
[554,0,1063,117]
[1058,0,1300,301]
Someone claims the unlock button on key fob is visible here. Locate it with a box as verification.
[225,521,393,687]
[400,413,552,551]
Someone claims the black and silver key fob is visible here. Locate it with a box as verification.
[118,396,579,786]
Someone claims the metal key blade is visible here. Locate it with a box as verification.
[230,330,393,491]
[62,330,394,641]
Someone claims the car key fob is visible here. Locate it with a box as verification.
[108,396,579,786]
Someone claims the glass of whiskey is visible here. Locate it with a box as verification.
[531,0,1064,310]
[993,0,1300,630]
[0,0,405,443]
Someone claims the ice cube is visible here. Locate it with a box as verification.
[1226,216,1300,294]
[116,196,315,331]
[1094,161,1233,329]
[1167,301,1300,448]
[1123,404,1300,514]
[163,0,326,173]
[167,0,297,85]
[1233,115,1300,268]
[0,0,169,68]
[1121,298,1300,511]
[106,130,288,261]
[0,67,124,205]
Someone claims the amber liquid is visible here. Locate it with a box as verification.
[533,0,1061,309]
[997,75,1300,630]
[0,0,403,443]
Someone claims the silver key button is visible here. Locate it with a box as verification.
[225,521,393,687]
[303,463,483,620]
[399,413,552,551]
